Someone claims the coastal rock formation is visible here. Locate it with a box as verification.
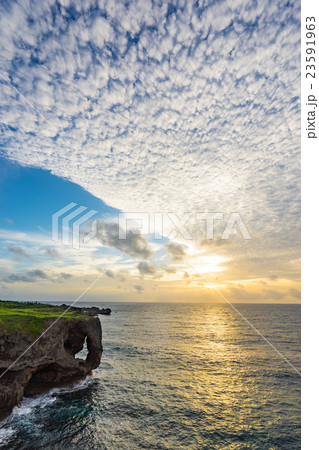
[61,305,111,316]
[0,316,103,421]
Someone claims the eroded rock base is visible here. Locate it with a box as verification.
[0,317,102,421]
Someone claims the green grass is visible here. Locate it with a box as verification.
[0,300,89,335]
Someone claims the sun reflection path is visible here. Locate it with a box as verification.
[184,263,301,376]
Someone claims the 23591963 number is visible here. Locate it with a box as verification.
[306,17,315,79]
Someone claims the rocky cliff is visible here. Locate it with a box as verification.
[0,315,103,421]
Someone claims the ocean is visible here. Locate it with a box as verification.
[0,303,300,449]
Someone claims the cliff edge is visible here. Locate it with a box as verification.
[0,301,104,421]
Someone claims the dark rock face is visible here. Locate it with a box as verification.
[0,317,102,421]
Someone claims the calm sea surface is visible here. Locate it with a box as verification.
[0,303,300,449]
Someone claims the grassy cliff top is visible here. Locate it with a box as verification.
[0,300,89,335]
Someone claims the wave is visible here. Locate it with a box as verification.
[0,427,15,445]
[0,377,96,447]
[48,376,95,396]
[3,377,94,423]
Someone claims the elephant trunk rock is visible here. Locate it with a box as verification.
[0,316,102,421]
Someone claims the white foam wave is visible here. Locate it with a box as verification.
[0,426,15,444]
[5,377,94,422]
[12,392,57,418]
[49,376,94,395]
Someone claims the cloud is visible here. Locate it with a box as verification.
[137,261,157,277]
[43,247,60,259]
[105,269,115,278]
[1,269,74,284]
[57,272,72,282]
[96,266,128,281]
[95,222,152,259]
[0,0,300,285]
[161,265,177,274]
[27,269,49,279]
[219,250,300,282]
[165,243,186,262]
[2,269,50,284]
[133,284,144,293]
[6,245,34,260]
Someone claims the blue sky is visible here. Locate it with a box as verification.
[0,0,301,302]
[0,156,118,232]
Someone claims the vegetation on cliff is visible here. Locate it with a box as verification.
[0,300,90,335]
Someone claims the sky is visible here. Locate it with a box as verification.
[0,0,300,303]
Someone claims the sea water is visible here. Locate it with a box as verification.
[0,303,300,449]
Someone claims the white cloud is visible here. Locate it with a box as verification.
[0,0,300,282]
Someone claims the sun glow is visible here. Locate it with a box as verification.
[193,255,227,274]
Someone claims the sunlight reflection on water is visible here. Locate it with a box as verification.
[0,303,300,449]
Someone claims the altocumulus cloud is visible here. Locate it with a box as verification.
[1,269,50,284]
[0,0,300,278]
[95,222,152,259]
[43,247,60,259]
[1,270,74,284]
[6,246,35,260]
[134,284,144,293]
[137,261,157,276]
[165,243,186,262]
